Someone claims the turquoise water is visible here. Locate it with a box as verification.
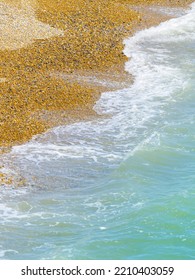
[0,3,195,260]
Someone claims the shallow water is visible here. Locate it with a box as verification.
[0,3,195,260]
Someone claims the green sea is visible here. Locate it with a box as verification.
[0,3,195,259]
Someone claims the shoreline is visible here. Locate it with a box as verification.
[0,0,193,151]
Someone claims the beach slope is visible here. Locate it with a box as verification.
[0,0,192,148]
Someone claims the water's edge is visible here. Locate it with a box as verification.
[0,2,195,260]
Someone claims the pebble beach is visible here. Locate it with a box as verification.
[0,0,195,260]
[0,0,192,148]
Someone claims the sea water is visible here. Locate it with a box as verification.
[0,3,195,260]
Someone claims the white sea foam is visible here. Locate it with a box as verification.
[1,2,195,184]
[0,249,18,258]
[0,3,194,260]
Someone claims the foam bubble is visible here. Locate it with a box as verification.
[0,249,18,258]
[1,3,194,186]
